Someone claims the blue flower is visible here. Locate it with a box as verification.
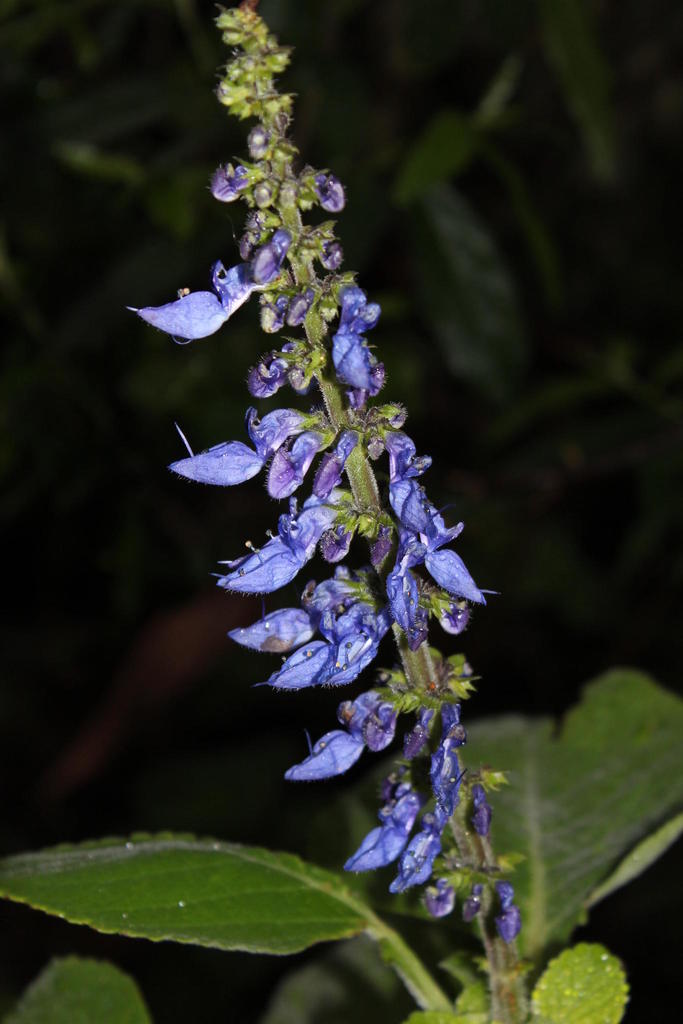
[264,601,391,690]
[321,241,343,270]
[313,430,358,499]
[246,407,306,458]
[260,295,289,334]
[462,883,484,922]
[248,349,289,396]
[332,287,384,395]
[267,431,326,499]
[169,436,264,486]
[403,707,434,759]
[430,730,464,820]
[389,812,442,892]
[438,598,470,635]
[385,432,432,484]
[229,607,315,653]
[251,228,292,284]
[285,728,365,781]
[286,289,315,326]
[169,407,305,487]
[216,492,340,594]
[314,172,346,213]
[345,783,423,872]
[128,233,293,344]
[210,163,249,202]
[495,881,521,943]
[247,125,270,159]
[320,525,353,563]
[386,530,429,650]
[424,878,455,918]
[471,783,492,837]
[130,260,256,342]
[285,690,396,781]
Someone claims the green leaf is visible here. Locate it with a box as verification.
[412,184,527,401]
[394,111,478,205]
[468,670,683,960]
[531,943,628,1024]
[3,956,152,1024]
[0,835,367,955]
[0,835,453,1013]
[538,0,616,180]
[586,811,683,908]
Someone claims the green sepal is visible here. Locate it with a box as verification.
[531,943,628,1024]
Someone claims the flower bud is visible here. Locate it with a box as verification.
[260,295,288,333]
[253,182,275,208]
[247,350,288,398]
[286,289,314,327]
[248,125,270,159]
[462,883,483,922]
[210,163,248,202]
[321,241,343,270]
[314,172,346,213]
[424,879,455,918]
[251,229,292,284]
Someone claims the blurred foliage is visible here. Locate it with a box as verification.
[0,0,682,1021]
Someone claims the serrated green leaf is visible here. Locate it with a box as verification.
[586,811,683,908]
[3,956,152,1024]
[0,835,453,1013]
[468,670,683,960]
[531,943,628,1024]
[0,835,367,955]
[412,184,527,401]
[394,110,478,205]
[538,0,616,180]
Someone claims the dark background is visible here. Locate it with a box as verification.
[1,0,681,1020]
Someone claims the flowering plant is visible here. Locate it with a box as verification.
[1,4,681,1023]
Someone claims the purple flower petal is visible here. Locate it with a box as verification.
[169,440,263,486]
[267,431,324,499]
[425,879,455,918]
[424,548,486,604]
[332,329,379,391]
[246,407,304,460]
[430,739,463,818]
[439,599,470,635]
[389,479,431,533]
[344,789,422,872]
[403,707,434,759]
[314,173,346,213]
[229,607,314,653]
[284,729,364,781]
[210,164,248,202]
[216,537,303,594]
[251,229,291,284]
[362,701,397,751]
[320,526,353,563]
[496,905,522,943]
[131,290,229,341]
[389,822,442,892]
[265,640,331,690]
[211,261,255,317]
